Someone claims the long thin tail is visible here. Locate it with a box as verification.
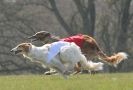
[80,55,104,71]
[98,52,128,67]
[83,35,128,66]
[87,61,104,71]
[93,40,128,66]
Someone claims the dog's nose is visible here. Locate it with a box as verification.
[10,49,14,52]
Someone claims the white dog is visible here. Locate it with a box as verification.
[11,41,103,78]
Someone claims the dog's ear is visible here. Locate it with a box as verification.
[21,43,32,53]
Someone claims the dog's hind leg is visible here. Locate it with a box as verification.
[72,62,81,75]
[50,58,69,78]
[52,66,68,79]
[79,54,92,70]
[65,63,75,73]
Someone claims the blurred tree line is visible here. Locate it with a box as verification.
[0,0,132,74]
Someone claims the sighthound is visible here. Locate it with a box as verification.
[28,31,128,67]
[11,42,104,78]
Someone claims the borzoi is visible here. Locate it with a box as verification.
[11,42,103,78]
[28,31,128,67]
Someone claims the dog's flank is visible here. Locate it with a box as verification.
[11,42,104,78]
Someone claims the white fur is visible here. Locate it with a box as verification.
[15,42,104,78]
[113,52,128,67]
[117,52,128,60]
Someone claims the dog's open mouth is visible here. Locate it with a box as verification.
[28,36,38,42]
[14,50,22,54]
[31,38,39,42]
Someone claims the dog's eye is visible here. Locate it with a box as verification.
[18,45,22,48]
[27,43,31,46]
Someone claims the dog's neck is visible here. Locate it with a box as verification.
[23,45,48,63]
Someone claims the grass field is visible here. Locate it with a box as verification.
[0,73,133,90]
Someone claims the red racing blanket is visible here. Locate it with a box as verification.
[60,34,84,48]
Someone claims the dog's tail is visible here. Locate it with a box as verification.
[84,35,128,66]
[83,35,128,66]
[87,61,104,71]
[92,39,128,66]
[79,55,104,71]
[98,52,128,67]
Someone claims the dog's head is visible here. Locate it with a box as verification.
[28,31,51,42]
[10,43,32,55]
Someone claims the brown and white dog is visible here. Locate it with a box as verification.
[11,42,104,78]
[28,31,128,67]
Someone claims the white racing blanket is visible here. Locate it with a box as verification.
[47,41,70,63]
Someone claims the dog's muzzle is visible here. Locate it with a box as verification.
[28,35,38,42]
[10,49,22,55]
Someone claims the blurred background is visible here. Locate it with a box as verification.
[0,0,132,75]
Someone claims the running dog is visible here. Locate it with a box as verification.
[11,42,104,78]
[28,31,128,67]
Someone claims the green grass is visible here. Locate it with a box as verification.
[0,73,133,90]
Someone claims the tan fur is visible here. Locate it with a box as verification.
[28,31,128,72]
[17,43,31,54]
[81,35,128,66]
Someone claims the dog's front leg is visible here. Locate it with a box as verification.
[29,59,47,68]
